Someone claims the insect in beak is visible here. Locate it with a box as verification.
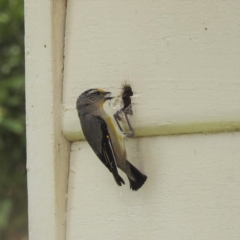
[113,85,134,137]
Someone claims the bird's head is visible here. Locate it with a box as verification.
[76,88,113,110]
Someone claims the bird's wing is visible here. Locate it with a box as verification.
[95,116,119,174]
[81,114,118,173]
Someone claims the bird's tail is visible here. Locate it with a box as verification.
[127,161,147,191]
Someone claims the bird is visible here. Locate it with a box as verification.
[76,88,147,191]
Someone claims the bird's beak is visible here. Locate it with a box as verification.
[103,91,114,101]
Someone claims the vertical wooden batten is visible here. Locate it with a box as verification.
[25,0,70,239]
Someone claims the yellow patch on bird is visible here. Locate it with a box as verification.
[105,116,125,155]
[97,88,105,93]
[106,135,109,138]
[100,101,104,108]
[106,116,122,141]
[103,115,126,159]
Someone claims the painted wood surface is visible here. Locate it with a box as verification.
[25,0,70,239]
[25,1,240,239]
[62,0,240,140]
[66,132,240,240]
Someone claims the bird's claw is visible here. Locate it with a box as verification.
[114,108,134,137]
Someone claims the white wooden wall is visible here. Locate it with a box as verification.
[25,1,240,239]
[67,133,240,240]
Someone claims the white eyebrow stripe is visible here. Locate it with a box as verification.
[87,89,98,95]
